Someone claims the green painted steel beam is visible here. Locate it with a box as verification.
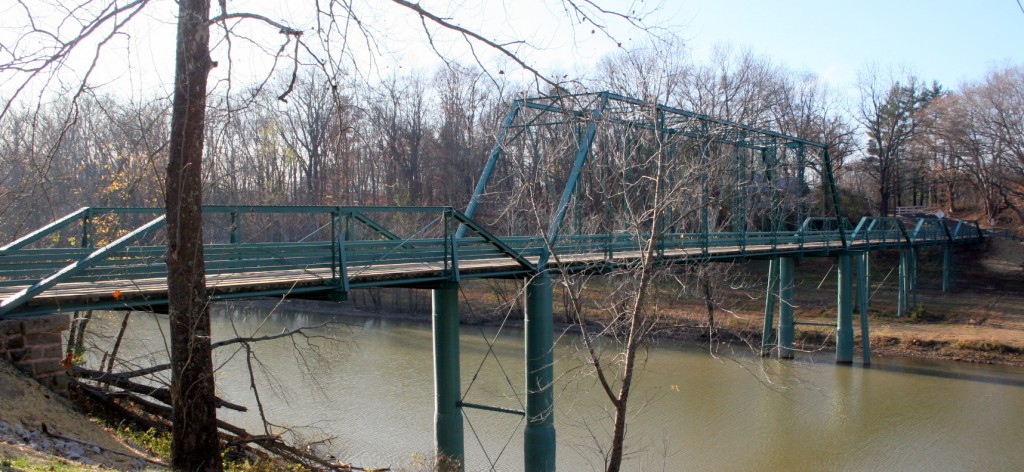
[524,272,555,472]
[821,148,847,247]
[542,92,610,267]
[452,210,536,272]
[601,92,829,148]
[350,212,402,241]
[778,257,795,359]
[942,245,955,292]
[897,250,908,318]
[857,252,871,365]
[457,401,525,416]
[837,253,854,364]
[460,100,522,235]
[1,207,90,251]
[0,215,166,318]
[761,258,778,356]
[432,283,463,471]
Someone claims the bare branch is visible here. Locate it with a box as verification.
[208,12,304,36]
[389,0,558,87]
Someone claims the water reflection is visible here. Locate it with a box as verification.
[85,305,1024,472]
[866,358,1024,387]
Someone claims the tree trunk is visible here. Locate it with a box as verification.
[166,0,220,470]
[606,311,639,472]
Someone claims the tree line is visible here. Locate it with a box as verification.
[4,54,1020,243]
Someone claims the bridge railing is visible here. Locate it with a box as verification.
[514,225,852,268]
[0,206,989,317]
[0,206,545,316]
[843,216,984,251]
[948,219,984,242]
[847,217,910,249]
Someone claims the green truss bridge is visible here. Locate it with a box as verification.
[0,92,984,471]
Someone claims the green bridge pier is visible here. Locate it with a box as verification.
[761,243,959,366]
[431,272,557,472]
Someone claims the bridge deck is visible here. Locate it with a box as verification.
[0,239,957,316]
[0,206,983,318]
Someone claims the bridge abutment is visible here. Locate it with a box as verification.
[0,314,70,394]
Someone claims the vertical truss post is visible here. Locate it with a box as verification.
[821,148,847,246]
[229,210,240,244]
[524,272,556,472]
[857,252,871,365]
[764,143,781,237]
[796,143,806,226]
[81,208,94,248]
[837,253,854,364]
[543,93,610,267]
[909,247,918,306]
[761,258,778,356]
[432,283,463,471]
[732,146,747,237]
[330,210,338,281]
[778,256,795,359]
[700,139,711,255]
[942,245,955,292]
[897,250,908,318]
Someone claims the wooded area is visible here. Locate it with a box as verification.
[3,55,1021,241]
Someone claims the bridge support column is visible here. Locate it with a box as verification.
[909,248,918,306]
[837,254,854,364]
[778,257,795,359]
[942,245,955,292]
[857,252,871,365]
[897,250,908,318]
[524,272,556,472]
[761,258,778,356]
[432,283,464,471]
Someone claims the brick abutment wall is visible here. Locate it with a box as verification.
[0,314,71,394]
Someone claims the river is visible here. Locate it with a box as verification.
[88,303,1024,471]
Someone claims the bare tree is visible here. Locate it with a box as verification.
[957,65,1024,223]
[856,67,942,215]
[162,0,221,468]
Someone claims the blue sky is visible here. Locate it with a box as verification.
[2,1,1021,99]
[670,0,1024,90]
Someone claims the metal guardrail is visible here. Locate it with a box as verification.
[894,205,932,216]
[0,206,537,317]
[0,207,987,318]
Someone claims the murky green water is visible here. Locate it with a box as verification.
[90,304,1024,471]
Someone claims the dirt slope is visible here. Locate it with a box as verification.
[0,360,163,470]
